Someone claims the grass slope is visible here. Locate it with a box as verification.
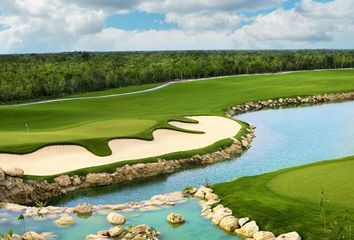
[0,69,354,156]
[213,156,354,240]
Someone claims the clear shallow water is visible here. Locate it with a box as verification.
[56,101,354,207]
[0,200,236,240]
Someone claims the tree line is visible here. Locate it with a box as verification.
[0,50,353,103]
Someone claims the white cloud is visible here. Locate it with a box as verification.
[73,28,235,51]
[0,0,353,53]
[232,0,354,49]
[139,0,284,14]
[165,11,243,31]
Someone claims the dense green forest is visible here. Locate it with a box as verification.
[0,50,353,103]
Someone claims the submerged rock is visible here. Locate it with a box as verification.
[167,213,185,224]
[106,212,125,225]
[55,213,75,226]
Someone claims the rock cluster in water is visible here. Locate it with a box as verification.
[2,193,182,239]
[2,231,54,240]
[194,186,302,240]
[166,213,185,224]
[2,192,185,218]
[86,224,160,240]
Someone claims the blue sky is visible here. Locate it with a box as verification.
[0,0,352,53]
[106,12,177,30]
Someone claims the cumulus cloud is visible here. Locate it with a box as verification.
[165,11,243,31]
[233,0,354,48]
[139,0,284,14]
[73,28,235,51]
[0,0,353,53]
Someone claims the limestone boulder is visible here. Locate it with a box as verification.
[254,231,276,240]
[85,234,108,240]
[131,224,149,235]
[55,214,75,226]
[72,177,81,186]
[54,175,71,187]
[238,217,250,227]
[194,186,213,199]
[235,220,259,238]
[0,167,5,181]
[241,139,250,148]
[205,192,219,201]
[167,213,185,224]
[9,234,23,240]
[5,168,24,178]
[106,212,125,225]
[86,173,113,186]
[75,203,93,214]
[219,216,239,232]
[22,231,45,240]
[108,226,124,237]
[211,206,232,225]
[276,232,301,240]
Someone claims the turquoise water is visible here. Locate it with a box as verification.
[0,200,236,240]
[56,101,354,206]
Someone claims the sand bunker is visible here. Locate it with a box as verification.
[0,116,241,176]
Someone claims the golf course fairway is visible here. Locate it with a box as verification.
[0,69,353,158]
[213,155,354,240]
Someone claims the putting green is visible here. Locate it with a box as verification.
[0,69,354,157]
[268,159,354,209]
[213,156,354,239]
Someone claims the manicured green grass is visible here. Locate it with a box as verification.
[1,69,354,157]
[213,156,354,240]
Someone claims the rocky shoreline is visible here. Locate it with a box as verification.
[0,91,353,205]
[225,91,354,117]
[192,186,301,240]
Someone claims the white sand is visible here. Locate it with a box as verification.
[0,116,241,176]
